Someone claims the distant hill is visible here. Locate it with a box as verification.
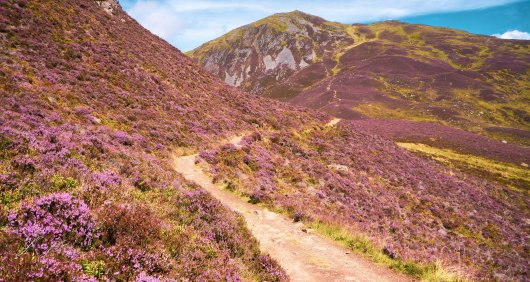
[188,11,530,143]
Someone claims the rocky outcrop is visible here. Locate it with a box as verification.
[95,0,120,15]
[188,11,353,94]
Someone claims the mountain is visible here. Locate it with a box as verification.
[0,1,528,281]
[188,11,530,143]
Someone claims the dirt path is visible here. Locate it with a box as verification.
[173,120,410,282]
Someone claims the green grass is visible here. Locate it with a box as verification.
[307,221,468,282]
[398,142,529,193]
[50,175,78,190]
[81,260,106,278]
[352,102,442,123]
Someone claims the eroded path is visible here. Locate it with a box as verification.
[173,119,411,282]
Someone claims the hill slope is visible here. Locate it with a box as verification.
[1,1,528,281]
[188,11,530,142]
[0,0,317,280]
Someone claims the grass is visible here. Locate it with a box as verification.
[251,16,288,33]
[352,102,442,123]
[207,169,468,282]
[307,220,468,282]
[397,142,529,193]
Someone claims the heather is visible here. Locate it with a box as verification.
[1,0,528,281]
[7,193,96,253]
[350,120,529,165]
[190,11,530,143]
[349,120,529,190]
[198,123,529,281]
[0,0,321,151]
[0,97,287,280]
[0,0,305,279]
[397,142,529,191]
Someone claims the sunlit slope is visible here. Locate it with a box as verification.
[189,12,530,142]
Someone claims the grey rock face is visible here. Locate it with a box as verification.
[190,11,352,95]
[95,0,119,15]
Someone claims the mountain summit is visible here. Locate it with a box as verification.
[189,10,352,91]
[188,11,530,141]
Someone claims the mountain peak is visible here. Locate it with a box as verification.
[274,10,305,16]
[188,9,352,88]
[279,10,314,18]
[261,10,328,25]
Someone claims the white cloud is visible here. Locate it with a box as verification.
[128,1,186,38]
[493,30,530,40]
[165,1,272,13]
[124,0,520,51]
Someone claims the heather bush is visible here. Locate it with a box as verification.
[0,205,7,226]
[7,193,97,253]
[254,254,289,282]
[113,130,133,146]
[102,245,171,280]
[0,236,88,281]
[0,137,12,159]
[97,203,161,247]
[0,231,35,281]
[199,149,219,164]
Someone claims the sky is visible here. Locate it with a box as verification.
[119,0,530,51]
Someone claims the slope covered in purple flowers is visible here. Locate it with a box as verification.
[189,11,530,144]
[0,0,321,280]
[199,123,529,280]
[1,0,528,281]
[350,120,530,165]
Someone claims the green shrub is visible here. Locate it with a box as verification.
[51,175,78,190]
[82,260,106,278]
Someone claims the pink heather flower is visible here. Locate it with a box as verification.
[8,193,97,252]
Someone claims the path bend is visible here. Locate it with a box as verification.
[172,119,411,281]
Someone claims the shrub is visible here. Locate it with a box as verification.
[254,254,289,282]
[98,203,161,247]
[113,131,133,146]
[7,193,97,252]
[292,211,305,223]
[0,136,12,159]
[81,260,106,278]
[50,175,78,190]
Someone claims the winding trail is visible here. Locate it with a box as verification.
[173,119,411,282]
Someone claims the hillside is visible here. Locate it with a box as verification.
[0,0,315,280]
[188,11,530,143]
[1,1,528,281]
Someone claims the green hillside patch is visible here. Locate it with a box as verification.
[352,102,441,123]
[398,142,529,193]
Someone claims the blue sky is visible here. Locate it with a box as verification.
[119,0,530,51]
